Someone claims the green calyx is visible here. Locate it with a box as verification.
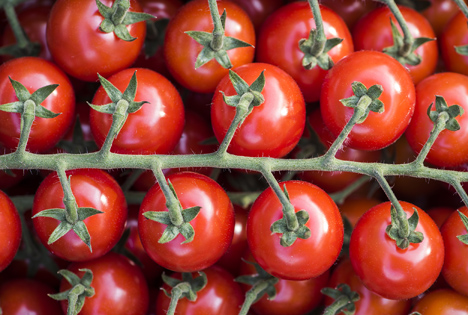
[57,116,98,154]
[236,260,279,304]
[96,0,155,41]
[456,210,468,245]
[143,180,201,244]
[383,19,434,66]
[322,284,360,315]
[455,23,468,56]
[298,29,343,70]
[49,268,95,315]
[386,205,423,249]
[340,81,384,124]
[185,6,253,69]
[427,95,464,131]
[143,18,169,58]
[270,185,311,247]
[162,272,207,315]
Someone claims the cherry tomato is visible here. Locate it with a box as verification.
[325,259,411,315]
[138,171,235,272]
[319,0,378,30]
[212,62,306,158]
[349,201,444,299]
[32,169,127,261]
[164,0,255,93]
[421,0,462,36]
[0,57,75,153]
[440,11,468,76]
[60,252,149,315]
[256,2,354,103]
[339,196,381,227]
[353,5,438,84]
[320,50,416,151]
[227,0,284,32]
[47,0,147,81]
[247,180,343,280]
[89,68,185,155]
[427,206,455,228]
[411,288,468,314]
[405,72,468,168]
[0,278,63,315]
[0,190,21,272]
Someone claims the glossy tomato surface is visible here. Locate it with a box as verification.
[247,180,343,280]
[90,68,184,155]
[60,252,149,315]
[138,171,235,272]
[440,11,468,76]
[320,50,415,151]
[405,72,468,167]
[0,190,21,272]
[155,266,243,315]
[411,289,468,314]
[32,169,127,261]
[212,62,306,158]
[0,57,75,153]
[256,1,354,102]
[47,0,146,81]
[422,0,462,36]
[164,0,255,93]
[349,201,444,299]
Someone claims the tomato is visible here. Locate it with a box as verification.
[0,278,63,315]
[46,0,146,81]
[427,206,455,228]
[155,266,244,315]
[60,252,149,315]
[325,259,411,315]
[412,289,468,314]
[212,62,306,158]
[319,0,378,30]
[421,0,463,36]
[256,2,354,103]
[227,0,284,32]
[138,171,235,272]
[164,0,255,93]
[32,169,127,261]
[247,180,343,280]
[0,57,75,153]
[352,5,438,84]
[440,11,468,76]
[239,250,329,315]
[89,68,185,155]
[0,190,21,272]
[320,50,416,151]
[349,201,444,299]
[405,72,468,168]
[339,196,382,228]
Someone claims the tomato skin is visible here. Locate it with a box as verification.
[164,0,255,93]
[353,6,438,84]
[211,62,306,158]
[339,197,381,228]
[247,180,343,280]
[319,0,378,30]
[0,190,21,272]
[0,278,63,315]
[325,259,411,315]
[155,266,243,315]
[405,72,468,168]
[47,0,146,81]
[89,68,185,155]
[422,0,462,36]
[227,0,284,32]
[60,252,149,315]
[0,57,75,153]
[411,289,468,314]
[349,201,444,300]
[440,12,468,77]
[32,169,127,262]
[138,171,235,272]
[256,2,354,103]
[320,50,415,151]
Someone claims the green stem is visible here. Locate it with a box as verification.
[453,0,468,19]
[99,100,129,158]
[3,4,29,48]
[208,0,224,51]
[451,179,468,209]
[323,295,353,315]
[56,164,78,223]
[379,0,414,56]
[166,287,183,315]
[16,100,35,154]
[412,112,448,167]
[307,0,326,55]
[239,280,272,315]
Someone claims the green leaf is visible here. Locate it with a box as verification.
[159,225,180,244]
[127,100,148,113]
[97,73,122,104]
[220,10,227,30]
[185,31,213,47]
[32,208,67,221]
[72,221,93,251]
[34,105,61,118]
[95,0,113,19]
[114,24,136,41]
[191,272,207,292]
[58,269,82,286]
[221,93,241,107]
[0,101,23,113]
[446,119,461,131]
[323,37,343,53]
[280,231,297,247]
[122,11,155,25]
[87,102,116,114]
[194,46,216,69]
[179,223,195,244]
[351,81,367,98]
[455,44,468,56]
[30,84,59,105]
[48,221,73,244]
[77,207,104,221]
[9,77,30,102]
[122,71,138,102]
[223,36,253,51]
[213,50,232,69]
[249,70,266,93]
[407,208,420,231]
[181,206,201,222]
[229,70,249,95]
[143,211,172,225]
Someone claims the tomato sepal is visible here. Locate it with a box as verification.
[456,210,468,244]
[385,205,424,249]
[427,96,464,131]
[299,29,343,70]
[322,284,359,315]
[340,81,384,124]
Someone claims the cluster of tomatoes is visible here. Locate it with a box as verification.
[1,0,468,314]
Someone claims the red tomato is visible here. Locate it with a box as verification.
[427,206,455,228]
[211,62,306,158]
[349,201,444,299]
[247,180,343,280]
[227,0,284,32]
[339,196,382,228]
[164,0,255,93]
[0,278,63,315]
[353,5,438,84]
[256,2,354,103]
[32,169,127,261]
[411,289,468,314]
[0,190,21,272]
[155,266,244,315]
[89,68,185,155]
[325,259,411,315]
[320,50,416,151]
[319,0,378,30]
[47,0,146,81]
[440,11,468,76]
[0,57,75,153]
[421,0,462,36]
[405,72,468,168]
[60,252,149,315]
[138,171,235,272]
